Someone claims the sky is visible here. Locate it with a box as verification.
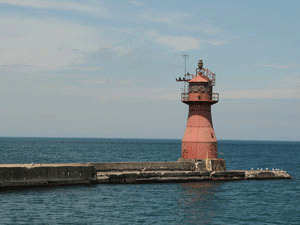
[0,0,299,141]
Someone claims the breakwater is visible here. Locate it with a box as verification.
[0,163,97,190]
[0,160,291,190]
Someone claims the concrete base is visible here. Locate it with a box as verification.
[0,161,292,190]
[96,169,291,184]
[177,158,226,172]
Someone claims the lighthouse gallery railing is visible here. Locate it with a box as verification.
[181,92,219,102]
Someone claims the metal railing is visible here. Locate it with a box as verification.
[177,68,216,86]
[212,93,219,101]
[181,92,219,102]
[181,93,189,101]
[197,68,216,86]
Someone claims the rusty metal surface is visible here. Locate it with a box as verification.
[181,102,218,159]
[179,60,219,160]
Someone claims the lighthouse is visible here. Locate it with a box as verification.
[176,59,219,160]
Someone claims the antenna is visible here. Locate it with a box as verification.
[182,54,189,76]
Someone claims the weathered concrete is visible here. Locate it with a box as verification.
[0,161,292,190]
[96,169,291,184]
[211,159,227,172]
[211,171,246,181]
[175,158,226,171]
[91,161,197,172]
[97,170,212,184]
[245,170,291,180]
[0,163,96,190]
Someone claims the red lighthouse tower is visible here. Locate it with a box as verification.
[176,59,219,160]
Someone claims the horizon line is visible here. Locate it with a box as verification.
[0,136,299,142]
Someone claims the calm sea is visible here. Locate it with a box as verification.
[0,138,299,225]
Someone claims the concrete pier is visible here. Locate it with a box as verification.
[0,160,291,190]
[0,163,97,190]
[94,161,291,184]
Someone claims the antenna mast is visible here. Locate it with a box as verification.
[182,54,189,92]
[182,54,189,75]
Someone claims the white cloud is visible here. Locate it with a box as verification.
[0,0,109,16]
[145,31,225,51]
[0,14,132,69]
[180,24,223,35]
[266,74,300,91]
[4,79,178,102]
[64,87,179,102]
[221,87,300,99]
[0,15,100,67]
[142,12,222,35]
[76,78,133,87]
[221,74,300,100]
[143,12,191,25]
[205,40,226,46]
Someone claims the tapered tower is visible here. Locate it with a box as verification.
[176,59,219,160]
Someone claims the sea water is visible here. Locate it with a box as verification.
[0,138,299,225]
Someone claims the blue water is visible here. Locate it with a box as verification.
[0,138,299,225]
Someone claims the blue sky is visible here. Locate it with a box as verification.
[0,0,299,140]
